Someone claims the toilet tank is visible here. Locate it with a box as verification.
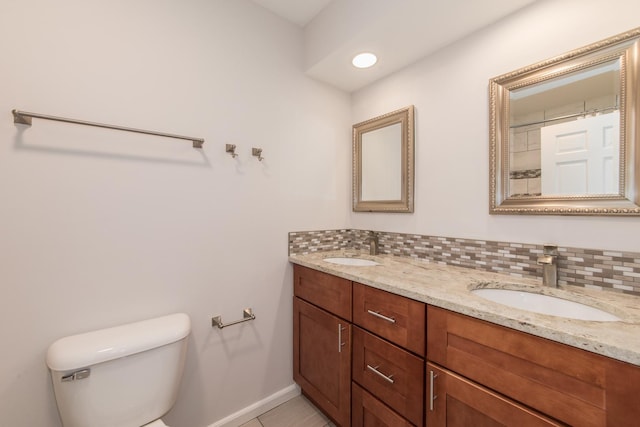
[46,313,191,427]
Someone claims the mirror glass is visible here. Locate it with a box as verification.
[490,28,640,215]
[361,123,402,201]
[353,106,414,212]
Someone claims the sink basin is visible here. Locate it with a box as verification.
[471,288,621,322]
[323,257,379,266]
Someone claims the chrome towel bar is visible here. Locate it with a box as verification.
[212,308,256,329]
[12,109,204,148]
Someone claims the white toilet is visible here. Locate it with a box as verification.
[46,313,191,427]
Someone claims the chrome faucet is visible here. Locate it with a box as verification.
[537,244,558,287]
[365,231,379,256]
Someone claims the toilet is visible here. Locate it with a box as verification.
[46,313,191,427]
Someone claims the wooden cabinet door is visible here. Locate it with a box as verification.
[426,363,565,427]
[427,305,640,427]
[352,382,412,427]
[293,297,351,426]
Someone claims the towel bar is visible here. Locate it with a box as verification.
[12,109,204,148]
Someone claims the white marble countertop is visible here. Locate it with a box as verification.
[289,250,640,366]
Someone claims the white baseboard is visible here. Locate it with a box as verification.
[207,384,300,427]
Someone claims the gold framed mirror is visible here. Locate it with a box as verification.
[353,106,414,212]
[489,28,640,215]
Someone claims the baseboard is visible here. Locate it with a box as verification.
[207,384,300,427]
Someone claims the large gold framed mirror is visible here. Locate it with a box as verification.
[353,106,414,212]
[489,28,640,215]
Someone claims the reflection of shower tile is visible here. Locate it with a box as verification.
[527,128,541,150]
[510,179,527,196]
[511,152,525,170]
[510,169,541,179]
[529,177,541,194]
[512,131,527,152]
[511,150,540,170]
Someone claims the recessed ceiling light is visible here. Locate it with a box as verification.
[352,52,377,69]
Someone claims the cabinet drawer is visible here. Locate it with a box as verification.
[427,305,640,427]
[352,326,424,426]
[294,265,352,321]
[352,382,413,427]
[353,282,424,356]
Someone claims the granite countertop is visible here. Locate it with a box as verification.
[289,250,640,366]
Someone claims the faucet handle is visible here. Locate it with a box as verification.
[537,255,556,265]
[538,244,558,264]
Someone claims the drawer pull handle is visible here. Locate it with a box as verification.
[367,309,396,324]
[366,364,395,384]
[338,324,346,353]
[429,370,439,411]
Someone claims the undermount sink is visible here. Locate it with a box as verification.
[472,288,621,322]
[323,257,379,266]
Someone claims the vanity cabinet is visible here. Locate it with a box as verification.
[427,305,640,427]
[293,265,352,426]
[293,266,425,426]
[294,262,640,426]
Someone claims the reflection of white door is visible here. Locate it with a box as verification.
[541,111,619,195]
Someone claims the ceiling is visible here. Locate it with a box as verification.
[251,0,538,92]
[251,0,333,27]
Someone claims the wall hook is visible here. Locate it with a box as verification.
[252,147,264,161]
[226,144,238,158]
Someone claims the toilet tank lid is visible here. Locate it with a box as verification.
[46,313,191,371]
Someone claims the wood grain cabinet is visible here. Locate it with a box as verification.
[427,305,640,427]
[293,266,352,426]
[293,266,426,426]
[352,382,413,427]
[352,326,424,426]
[425,363,565,427]
[353,282,425,356]
[294,264,640,426]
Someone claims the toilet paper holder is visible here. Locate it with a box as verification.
[212,308,256,329]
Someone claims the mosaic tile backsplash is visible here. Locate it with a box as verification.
[288,229,640,296]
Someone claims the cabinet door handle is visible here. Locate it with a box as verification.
[367,309,396,323]
[366,364,395,384]
[338,323,346,353]
[429,370,439,411]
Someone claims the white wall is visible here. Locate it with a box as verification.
[0,1,350,426]
[351,0,640,252]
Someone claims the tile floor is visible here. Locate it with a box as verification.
[240,395,336,427]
